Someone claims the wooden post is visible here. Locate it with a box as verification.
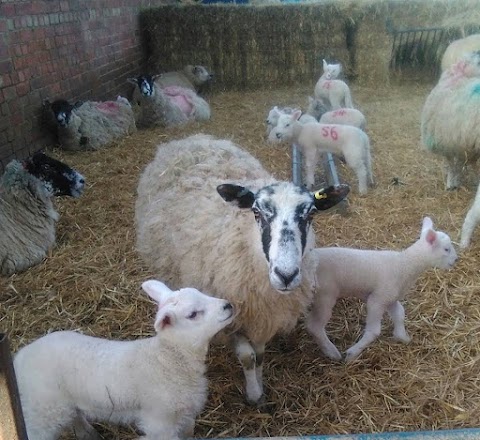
[0,333,28,440]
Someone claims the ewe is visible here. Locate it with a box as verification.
[421,50,480,190]
[0,152,85,276]
[155,64,214,93]
[441,34,480,72]
[135,134,349,404]
[46,96,136,151]
[14,280,234,440]
[128,74,211,128]
[307,217,457,362]
[273,110,374,194]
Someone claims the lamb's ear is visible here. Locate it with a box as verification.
[154,307,176,332]
[425,229,437,246]
[323,59,328,70]
[292,110,302,121]
[312,184,350,210]
[127,77,138,85]
[217,184,255,209]
[152,73,162,81]
[142,279,175,305]
[272,106,281,117]
[421,216,434,233]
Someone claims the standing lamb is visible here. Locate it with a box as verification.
[306,217,458,362]
[128,74,211,128]
[135,133,349,404]
[313,60,353,109]
[14,279,234,440]
[421,50,480,190]
[274,110,374,194]
[155,65,214,94]
[441,34,480,71]
[46,96,136,151]
[0,152,85,276]
[307,97,366,130]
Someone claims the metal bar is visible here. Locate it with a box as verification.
[393,26,444,33]
[322,152,340,187]
[208,428,480,439]
[0,333,29,440]
[292,143,302,186]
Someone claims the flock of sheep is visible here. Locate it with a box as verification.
[1,33,480,440]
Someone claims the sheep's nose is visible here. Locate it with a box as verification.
[224,302,233,311]
[79,177,85,185]
[274,267,299,287]
[276,132,281,139]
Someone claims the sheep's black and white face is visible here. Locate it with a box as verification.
[24,152,85,198]
[128,75,156,97]
[49,100,83,127]
[217,182,349,292]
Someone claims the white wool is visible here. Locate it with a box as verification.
[421,51,480,190]
[306,217,457,362]
[273,111,374,194]
[319,107,366,131]
[265,105,316,138]
[155,65,213,92]
[441,34,480,71]
[313,61,353,110]
[14,280,234,440]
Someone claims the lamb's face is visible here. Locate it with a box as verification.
[431,232,458,269]
[274,113,296,142]
[24,152,85,198]
[217,182,350,293]
[143,280,235,343]
[190,65,213,85]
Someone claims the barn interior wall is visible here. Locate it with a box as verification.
[0,0,170,171]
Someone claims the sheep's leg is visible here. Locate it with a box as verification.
[387,301,411,343]
[252,341,266,398]
[345,297,385,362]
[72,413,102,440]
[445,156,462,190]
[234,334,263,404]
[460,184,480,248]
[352,162,369,195]
[139,414,181,440]
[303,147,319,189]
[366,149,375,187]
[306,294,342,361]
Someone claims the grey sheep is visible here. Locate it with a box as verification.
[154,65,214,93]
[0,152,85,276]
[46,96,136,151]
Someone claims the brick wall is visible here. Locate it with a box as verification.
[0,0,169,171]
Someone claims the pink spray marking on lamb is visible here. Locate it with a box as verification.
[163,86,194,117]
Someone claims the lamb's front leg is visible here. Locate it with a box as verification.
[306,293,342,361]
[345,296,386,362]
[387,301,411,343]
[303,148,320,189]
[234,334,264,405]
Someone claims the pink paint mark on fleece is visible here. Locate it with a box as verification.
[95,101,121,114]
[441,59,471,88]
[163,86,194,117]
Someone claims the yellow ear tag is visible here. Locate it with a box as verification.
[314,191,327,200]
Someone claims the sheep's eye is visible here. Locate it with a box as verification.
[445,247,450,253]
[188,311,198,319]
[252,208,261,220]
[285,123,290,127]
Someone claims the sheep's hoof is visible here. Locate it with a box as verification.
[344,350,361,363]
[246,394,266,407]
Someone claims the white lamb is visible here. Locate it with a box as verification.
[0,152,85,276]
[460,183,480,248]
[313,59,353,110]
[306,217,458,362]
[421,50,480,190]
[14,279,235,440]
[128,74,211,128]
[266,106,317,142]
[321,59,342,80]
[46,96,136,151]
[441,34,480,71]
[307,97,366,130]
[135,133,349,404]
[273,110,374,194]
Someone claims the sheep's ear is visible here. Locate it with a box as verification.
[43,98,51,107]
[142,279,175,305]
[154,308,176,332]
[127,77,138,85]
[217,184,255,209]
[292,110,302,121]
[323,59,328,70]
[152,74,162,81]
[425,229,437,246]
[312,184,350,210]
[422,216,434,233]
[73,101,83,110]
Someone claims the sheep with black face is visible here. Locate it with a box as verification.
[135,133,349,404]
[0,152,85,276]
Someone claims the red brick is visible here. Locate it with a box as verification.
[16,81,30,97]
[3,85,16,102]
[0,3,15,18]
[0,60,12,75]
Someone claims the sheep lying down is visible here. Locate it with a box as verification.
[14,280,234,440]
[306,217,457,362]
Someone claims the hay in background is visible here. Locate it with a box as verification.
[2,77,480,439]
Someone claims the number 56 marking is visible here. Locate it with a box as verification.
[321,126,338,140]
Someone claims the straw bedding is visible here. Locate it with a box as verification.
[2,77,480,439]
